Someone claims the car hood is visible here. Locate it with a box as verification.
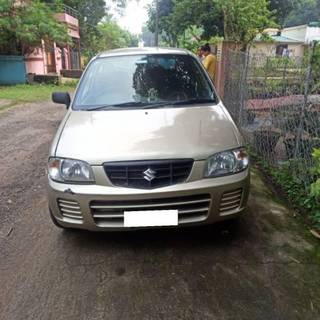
[55,103,242,164]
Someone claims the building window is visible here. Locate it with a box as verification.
[276,44,288,57]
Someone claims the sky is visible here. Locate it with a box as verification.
[115,0,152,35]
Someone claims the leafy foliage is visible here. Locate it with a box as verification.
[63,0,110,58]
[62,0,137,59]
[147,0,274,50]
[311,149,320,197]
[141,25,155,47]
[147,0,177,46]
[268,0,299,27]
[146,0,320,50]
[285,0,320,27]
[147,0,224,47]
[0,0,136,58]
[310,149,320,226]
[216,0,275,50]
[257,151,320,228]
[169,0,224,40]
[63,0,107,57]
[0,0,70,55]
[311,42,320,94]
[98,21,139,50]
[79,20,139,63]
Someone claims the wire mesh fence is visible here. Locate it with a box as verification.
[223,43,320,190]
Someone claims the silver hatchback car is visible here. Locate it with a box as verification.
[48,47,250,231]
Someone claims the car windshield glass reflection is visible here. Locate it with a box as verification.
[74,54,216,110]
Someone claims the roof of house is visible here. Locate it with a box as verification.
[283,22,320,31]
[270,35,304,43]
[255,33,304,44]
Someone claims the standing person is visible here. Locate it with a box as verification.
[200,43,216,82]
[196,47,204,62]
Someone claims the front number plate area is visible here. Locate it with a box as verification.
[124,210,178,227]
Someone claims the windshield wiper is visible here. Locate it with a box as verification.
[141,98,216,109]
[81,98,215,111]
[172,98,216,105]
[83,101,151,111]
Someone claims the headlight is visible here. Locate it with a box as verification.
[48,158,95,183]
[204,148,249,178]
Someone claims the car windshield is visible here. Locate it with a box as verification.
[73,54,217,110]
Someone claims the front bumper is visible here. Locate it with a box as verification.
[48,167,250,231]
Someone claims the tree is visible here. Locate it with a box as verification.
[79,19,139,60]
[147,0,177,46]
[0,0,70,55]
[268,0,299,27]
[170,0,224,40]
[62,0,107,58]
[98,21,139,50]
[141,25,155,47]
[216,0,275,50]
[285,0,320,26]
[147,0,274,51]
[63,0,127,58]
[147,0,221,46]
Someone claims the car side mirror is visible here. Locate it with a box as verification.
[52,92,71,108]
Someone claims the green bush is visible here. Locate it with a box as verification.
[257,149,320,228]
[265,56,298,70]
[311,149,320,197]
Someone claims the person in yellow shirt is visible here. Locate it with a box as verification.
[200,44,216,82]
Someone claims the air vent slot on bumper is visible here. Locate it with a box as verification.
[90,194,211,227]
[219,189,243,215]
[58,199,83,223]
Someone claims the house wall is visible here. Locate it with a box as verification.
[25,42,77,76]
[55,13,79,27]
[25,44,46,74]
[68,28,80,39]
[250,43,276,56]
[54,46,72,74]
[55,46,62,74]
[305,27,320,42]
[250,42,305,58]
[282,25,320,43]
[288,44,305,58]
[24,9,80,76]
[55,13,80,38]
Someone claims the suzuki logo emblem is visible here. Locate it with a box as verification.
[143,168,156,182]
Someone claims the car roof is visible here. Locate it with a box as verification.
[96,47,191,58]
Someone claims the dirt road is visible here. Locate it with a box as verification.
[0,102,320,320]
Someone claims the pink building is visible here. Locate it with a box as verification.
[25,5,81,76]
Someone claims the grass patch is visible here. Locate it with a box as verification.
[0,83,78,104]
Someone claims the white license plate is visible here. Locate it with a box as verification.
[124,210,178,227]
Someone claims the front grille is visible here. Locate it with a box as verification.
[104,159,193,189]
[58,199,83,222]
[90,194,211,227]
[219,189,243,215]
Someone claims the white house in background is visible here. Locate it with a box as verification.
[252,28,305,58]
[282,22,320,44]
